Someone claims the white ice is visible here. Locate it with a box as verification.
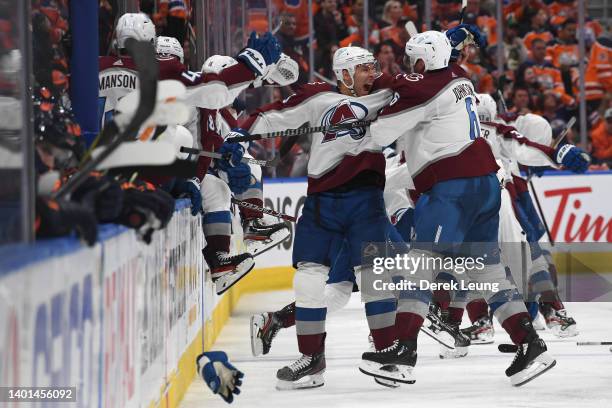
[181,291,612,408]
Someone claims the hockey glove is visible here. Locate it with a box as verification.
[71,172,125,223]
[219,162,252,195]
[555,143,590,173]
[237,31,281,77]
[196,351,244,404]
[218,139,246,167]
[446,24,487,61]
[173,177,203,216]
[36,197,98,246]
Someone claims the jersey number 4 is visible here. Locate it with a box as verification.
[465,97,481,140]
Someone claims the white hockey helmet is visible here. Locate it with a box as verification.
[332,46,380,91]
[115,13,156,49]
[404,30,452,72]
[476,93,497,122]
[156,36,184,64]
[201,55,238,74]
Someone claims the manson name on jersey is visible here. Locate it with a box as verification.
[99,72,138,91]
[452,83,475,103]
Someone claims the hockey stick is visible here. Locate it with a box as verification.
[53,39,158,200]
[551,116,576,149]
[231,198,297,222]
[225,120,372,143]
[93,141,176,170]
[576,341,612,346]
[179,147,274,168]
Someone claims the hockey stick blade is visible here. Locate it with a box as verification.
[225,120,372,143]
[180,147,273,167]
[498,343,518,353]
[53,39,158,200]
[231,198,297,222]
[577,341,612,346]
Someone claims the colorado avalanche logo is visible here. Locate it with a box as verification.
[320,100,368,143]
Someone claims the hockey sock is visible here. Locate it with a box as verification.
[395,312,424,341]
[525,302,539,321]
[296,307,326,355]
[448,307,464,325]
[202,210,232,253]
[365,299,398,350]
[466,298,489,323]
[539,290,564,311]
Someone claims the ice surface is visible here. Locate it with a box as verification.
[181,291,612,408]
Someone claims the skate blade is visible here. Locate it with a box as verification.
[276,373,324,390]
[420,325,455,349]
[358,361,415,384]
[470,336,495,345]
[250,314,265,357]
[510,353,557,387]
[246,228,291,257]
[439,345,469,359]
[374,378,400,388]
[215,258,255,295]
[555,325,579,338]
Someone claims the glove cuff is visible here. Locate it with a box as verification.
[556,143,573,164]
[196,354,220,392]
[237,48,269,77]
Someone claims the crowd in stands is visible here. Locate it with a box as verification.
[94,0,612,174]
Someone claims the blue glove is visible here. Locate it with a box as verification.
[237,32,281,76]
[218,139,246,168]
[173,177,202,216]
[555,143,591,173]
[446,24,487,60]
[224,162,252,195]
[528,166,549,178]
[196,351,243,404]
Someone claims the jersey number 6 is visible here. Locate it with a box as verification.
[465,97,481,140]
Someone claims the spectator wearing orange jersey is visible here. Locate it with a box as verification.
[431,0,462,30]
[503,0,545,22]
[378,0,410,49]
[547,0,577,27]
[523,9,553,53]
[519,38,576,107]
[584,37,612,103]
[461,45,495,94]
[273,0,311,42]
[590,108,612,164]
[547,18,579,68]
[462,0,497,47]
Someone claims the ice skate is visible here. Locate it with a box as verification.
[359,341,416,384]
[505,336,556,386]
[204,249,255,295]
[276,352,326,390]
[243,218,290,256]
[544,308,579,338]
[423,305,470,358]
[461,316,495,344]
[250,312,282,356]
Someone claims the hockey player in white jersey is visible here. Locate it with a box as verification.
[481,101,587,337]
[232,46,415,389]
[201,55,292,257]
[98,13,280,128]
[370,30,556,386]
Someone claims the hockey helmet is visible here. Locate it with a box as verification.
[476,93,497,122]
[156,36,184,64]
[404,31,452,72]
[332,46,380,92]
[201,55,238,74]
[115,13,156,49]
